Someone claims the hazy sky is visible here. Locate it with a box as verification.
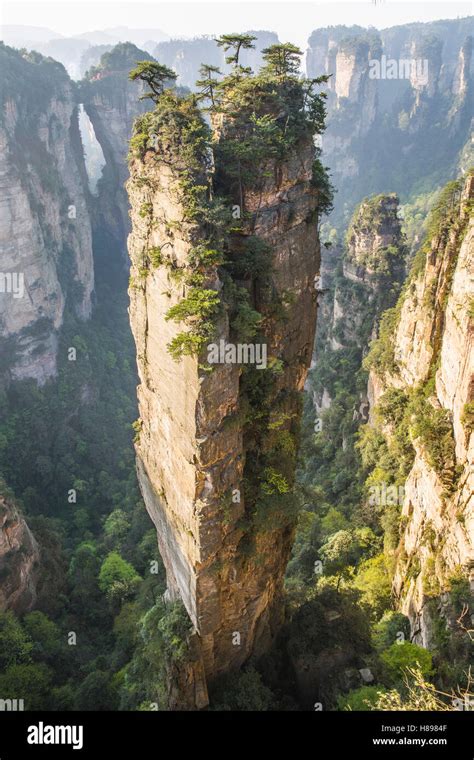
[1,1,472,49]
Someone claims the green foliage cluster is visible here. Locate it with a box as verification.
[119,599,192,710]
[129,37,333,367]
[165,288,221,360]
[363,306,399,375]
[209,667,276,711]
[410,396,457,489]
[461,401,474,435]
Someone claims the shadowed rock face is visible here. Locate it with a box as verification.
[79,43,157,263]
[0,45,94,384]
[128,96,321,707]
[368,174,474,646]
[0,490,39,614]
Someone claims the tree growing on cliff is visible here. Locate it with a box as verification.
[196,63,221,108]
[215,33,256,67]
[129,61,177,101]
[261,42,303,78]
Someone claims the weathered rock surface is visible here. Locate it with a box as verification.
[0,488,39,614]
[368,174,474,646]
[128,101,320,707]
[0,45,94,383]
[80,44,156,261]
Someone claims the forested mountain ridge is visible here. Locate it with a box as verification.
[365,173,474,650]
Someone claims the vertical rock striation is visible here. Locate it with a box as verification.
[128,69,325,706]
[0,44,94,383]
[366,173,474,646]
[80,43,157,261]
[306,19,473,223]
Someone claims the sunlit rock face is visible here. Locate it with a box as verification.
[127,95,321,707]
[0,45,94,383]
[368,175,474,647]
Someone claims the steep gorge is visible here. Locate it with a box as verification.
[0,24,471,713]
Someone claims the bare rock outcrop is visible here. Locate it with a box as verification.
[367,173,474,646]
[0,44,94,384]
[128,80,322,706]
[0,487,39,614]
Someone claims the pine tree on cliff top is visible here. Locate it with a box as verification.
[215,33,257,67]
[195,64,222,108]
[129,60,177,102]
[261,42,303,78]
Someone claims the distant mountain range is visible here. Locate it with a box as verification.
[0,24,169,77]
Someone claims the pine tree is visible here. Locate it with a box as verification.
[195,63,222,108]
[129,60,177,101]
[215,33,257,67]
[261,43,303,78]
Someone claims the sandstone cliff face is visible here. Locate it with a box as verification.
[0,45,94,383]
[0,487,39,614]
[344,194,405,283]
[368,174,474,646]
[337,194,405,347]
[80,44,155,261]
[128,91,321,707]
